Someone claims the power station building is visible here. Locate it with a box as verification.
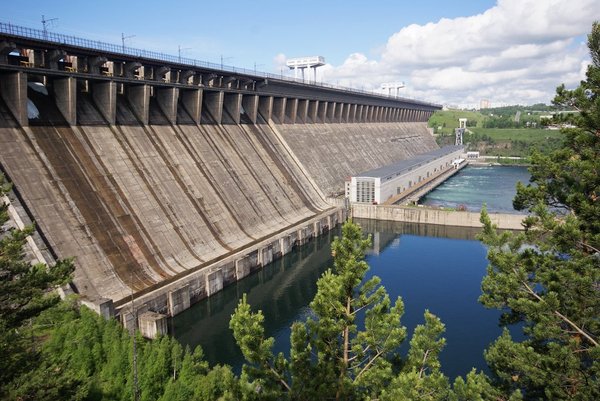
[348,145,464,204]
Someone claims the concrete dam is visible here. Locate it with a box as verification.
[0,24,440,329]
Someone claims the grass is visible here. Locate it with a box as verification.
[465,128,564,157]
[428,110,485,134]
[430,111,566,157]
[468,128,563,142]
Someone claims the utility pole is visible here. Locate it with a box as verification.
[122,33,135,53]
[253,62,264,73]
[41,15,58,40]
[220,55,233,70]
[178,45,191,63]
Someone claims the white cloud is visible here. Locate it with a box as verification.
[273,53,287,73]
[311,0,599,106]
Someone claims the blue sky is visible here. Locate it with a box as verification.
[3,0,597,106]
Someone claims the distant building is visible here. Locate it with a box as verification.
[348,146,464,204]
[480,99,491,109]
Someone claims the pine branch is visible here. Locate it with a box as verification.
[266,364,291,392]
[418,349,430,379]
[354,349,384,382]
[515,266,599,347]
[577,240,600,254]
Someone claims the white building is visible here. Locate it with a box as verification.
[349,145,464,204]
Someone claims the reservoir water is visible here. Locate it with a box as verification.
[173,220,511,379]
[420,165,530,213]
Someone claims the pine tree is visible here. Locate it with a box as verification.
[380,311,450,401]
[0,173,74,391]
[230,220,407,400]
[478,22,600,400]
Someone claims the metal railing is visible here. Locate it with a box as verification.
[0,21,440,107]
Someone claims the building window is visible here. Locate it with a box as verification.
[356,179,375,203]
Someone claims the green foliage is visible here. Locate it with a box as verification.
[231,221,408,399]
[4,301,240,400]
[436,125,564,156]
[428,110,486,134]
[477,25,600,398]
[465,128,564,157]
[381,311,450,401]
[0,173,74,391]
[231,221,499,400]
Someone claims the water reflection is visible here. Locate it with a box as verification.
[172,229,339,368]
[172,221,506,379]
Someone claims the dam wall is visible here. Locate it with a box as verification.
[0,26,441,325]
[276,122,438,196]
[0,87,331,307]
[351,204,526,230]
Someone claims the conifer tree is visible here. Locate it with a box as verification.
[231,221,506,400]
[230,220,407,400]
[478,22,600,400]
[0,173,74,391]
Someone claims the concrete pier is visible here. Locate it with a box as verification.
[204,90,224,123]
[127,84,151,124]
[181,88,202,124]
[138,311,168,339]
[0,71,27,126]
[53,77,77,125]
[224,92,242,123]
[258,96,273,121]
[273,97,286,123]
[156,87,179,124]
[242,94,258,123]
[92,81,117,124]
[168,285,190,316]
[285,97,298,124]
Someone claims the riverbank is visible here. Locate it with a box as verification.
[472,156,531,167]
[351,204,525,230]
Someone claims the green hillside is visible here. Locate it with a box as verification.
[428,107,566,157]
[428,110,484,135]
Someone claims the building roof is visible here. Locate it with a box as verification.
[355,145,464,182]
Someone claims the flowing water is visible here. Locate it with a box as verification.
[420,165,530,213]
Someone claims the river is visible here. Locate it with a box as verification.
[173,220,514,379]
[420,165,530,213]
